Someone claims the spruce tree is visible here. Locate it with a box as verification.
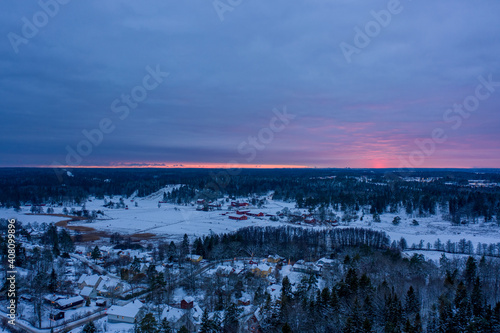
[82,322,96,333]
[223,303,242,333]
[159,318,173,333]
[200,308,212,333]
[282,322,292,333]
[471,277,484,317]
[91,245,101,262]
[405,286,420,316]
[139,312,158,333]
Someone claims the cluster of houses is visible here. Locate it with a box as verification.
[226,208,275,221]
[195,199,223,211]
[106,297,205,331]
[41,250,341,331]
[292,257,341,275]
[77,274,124,299]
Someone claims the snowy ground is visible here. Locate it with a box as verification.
[1,186,499,251]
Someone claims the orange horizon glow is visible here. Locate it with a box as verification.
[30,162,312,169]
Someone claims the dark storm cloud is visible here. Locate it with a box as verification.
[0,0,499,168]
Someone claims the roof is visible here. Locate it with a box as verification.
[78,274,101,287]
[216,266,234,274]
[161,305,185,322]
[183,296,195,303]
[80,286,94,297]
[96,276,121,292]
[161,303,203,324]
[268,254,284,260]
[56,296,84,307]
[255,264,271,271]
[316,258,336,266]
[107,300,143,319]
[186,254,202,260]
[44,294,64,302]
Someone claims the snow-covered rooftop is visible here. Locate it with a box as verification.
[107,300,143,319]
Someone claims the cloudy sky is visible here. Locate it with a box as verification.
[1,0,499,168]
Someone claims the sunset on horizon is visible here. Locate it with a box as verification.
[1,1,500,169]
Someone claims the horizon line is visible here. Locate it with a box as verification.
[1,165,499,170]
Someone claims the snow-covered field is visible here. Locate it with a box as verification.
[1,186,499,249]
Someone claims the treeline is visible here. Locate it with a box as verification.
[402,237,500,258]
[187,226,389,261]
[1,168,500,224]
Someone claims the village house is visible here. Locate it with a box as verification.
[247,212,264,217]
[186,254,203,263]
[96,276,123,297]
[162,298,203,332]
[215,265,240,277]
[231,201,249,207]
[267,254,284,264]
[292,260,321,275]
[49,311,65,321]
[251,263,272,278]
[245,308,262,333]
[107,300,144,324]
[79,285,97,300]
[229,215,248,221]
[77,274,102,290]
[316,257,337,269]
[55,295,85,310]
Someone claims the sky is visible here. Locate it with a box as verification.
[0,0,499,169]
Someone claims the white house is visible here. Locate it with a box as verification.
[79,286,97,299]
[161,303,203,332]
[96,276,123,297]
[107,300,143,324]
[55,295,85,310]
[77,274,102,290]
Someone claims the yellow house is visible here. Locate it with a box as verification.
[251,264,272,278]
[186,254,203,263]
[267,255,284,264]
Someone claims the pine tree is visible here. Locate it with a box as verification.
[82,321,97,333]
[345,268,358,294]
[91,245,101,262]
[454,281,470,331]
[139,312,158,333]
[282,322,292,333]
[130,256,141,274]
[223,303,242,333]
[344,298,363,333]
[471,277,484,317]
[361,318,372,333]
[159,318,173,333]
[464,256,477,288]
[211,311,222,332]
[413,313,422,333]
[48,269,58,293]
[405,286,420,316]
[200,308,212,333]
[181,234,190,258]
[437,294,453,333]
